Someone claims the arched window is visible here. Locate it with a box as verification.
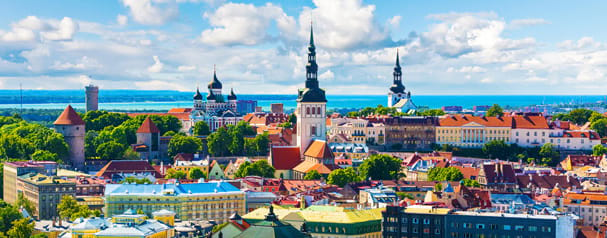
[306,107,310,115]
[317,107,321,115]
[311,107,316,115]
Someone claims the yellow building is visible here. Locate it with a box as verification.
[243,205,384,238]
[436,115,512,148]
[104,182,245,223]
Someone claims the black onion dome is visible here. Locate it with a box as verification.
[193,87,203,100]
[208,70,222,89]
[228,88,237,100]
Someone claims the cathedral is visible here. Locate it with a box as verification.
[387,50,417,113]
[190,69,242,131]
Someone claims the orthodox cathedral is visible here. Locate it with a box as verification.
[190,69,242,131]
[387,50,417,113]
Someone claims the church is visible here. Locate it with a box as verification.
[268,24,340,179]
[190,69,242,131]
[387,50,417,113]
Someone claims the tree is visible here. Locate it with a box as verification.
[137,209,145,214]
[192,121,211,136]
[434,183,443,192]
[416,109,445,116]
[303,170,322,180]
[278,121,292,128]
[553,108,595,125]
[288,114,297,124]
[188,167,206,180]
[396,192,414,200]
[539,143,560,166]
[358,154,402,180]
[84,130,100,157]
[167,135,202,157]
[0,134,35,159]
[122,148,140,160]
[6,218,34,238]
[234,160,275,178]
[32,233,49,238]
[593,144,607,156]
[96,141,127,160]
[482,140,511,160]
[120,177,152,184]
[31,150,59,162]
[0,164,3,199]
[253,133,270,156]
[58,195,91,220]
[327,167,360,187]
[165,168,187,179]
[486,104,504,117]
[462,178,481,187]
[207,127,230,156]
[16,193,36,216]
[0,201,22,234]
[591,118,607,137]
[427,167,464,181]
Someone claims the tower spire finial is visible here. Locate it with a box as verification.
[309,17,314,46]
[396,49,400,68]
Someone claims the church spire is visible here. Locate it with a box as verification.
[297,21,326,103]
[389,49,405,94]
[309,22,314,48]
[395,49,401,69]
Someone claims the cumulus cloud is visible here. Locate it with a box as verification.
[509,18,550,29]
[178,65,196,71]
[447,66,486,73]
[319,70,335,80]
[200,3,295,46]
[0,16,78,43]
[117,14,128,26]
[147,55,164,73]
[121,0,178,25]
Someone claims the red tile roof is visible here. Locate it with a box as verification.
[481,163,516,184]
[168,108,192,113]
[558,131,601,140]
[137,117,160,133]
[96,160,161,178]
[516,174,580,190]
[511,115,550,129]
[54,105,85,125]
[270,146,301,170]
[439,115,512,127]
[451,166,480,180]
[303,140,334,159]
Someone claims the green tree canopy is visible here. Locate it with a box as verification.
[539,143,560,166]
[234,160,275,178]
[57,195,92,220]
[593,144,607,156]
[303,170,322,180]
[82,111,130,131]
[188,167,206,180]
[167,135,202,157]
[96,141,128,160]
[0,200,23,234]
[120,177,152,184]
[327,167,360,187]
[427,167,464,181]
[462,178,480,187]
[6,218,34,238]
[482,140,511,160]
[590,118,607,137]
[31,150,59,162]
[16,193,36,216]
[192,121,211,136]
[207,127,230,156]
[416,109,445,116]
[553,108,595,125]
[358,154,402,180]
[486,104,504,117]
[165,168,187,179]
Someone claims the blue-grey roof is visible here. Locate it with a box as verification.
[329,143,368,153]
[490,193,535,205]
[105,182,242,196]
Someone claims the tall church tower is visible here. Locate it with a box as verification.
[296,24,327,156]
[388,50,407,107]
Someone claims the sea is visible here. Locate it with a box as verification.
[0,90,604,112]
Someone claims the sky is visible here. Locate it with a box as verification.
[0,0,607,95]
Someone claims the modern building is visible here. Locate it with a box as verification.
[387,50,417,113]
[104,182,245,223]
[237,100,257,115]
[17,173,76,219]
[190,69,242,132]
[85,84,99,112]
[3,160,57,204]
[54,105,86,170]
[382,116,438,151]
[382,205,576,238]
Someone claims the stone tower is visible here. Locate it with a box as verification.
[296,24,327,157]
[54,105,85,170]
[136,117,160,160]
[85,84,99,112]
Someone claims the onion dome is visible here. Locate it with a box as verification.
[228,88,237,101]
[206,90,215,101]
[193,87,203,100]
[208,68,222,89]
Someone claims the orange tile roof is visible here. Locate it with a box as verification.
[512,115,550,129]
[558,131,601,140]
[450,166,480,180]
[137,117,160,133]
[439,115,512,127]
[564,193,607,206]
[54,105,85,125]
[303,140,334,159]
[168,108,192,113]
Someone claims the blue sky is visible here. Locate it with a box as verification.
[0,0,606,95]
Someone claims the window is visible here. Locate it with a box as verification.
[503,225,511,230]
[412,218,419,224]
[528,226,537,232]
[423,219,430,225]
[514,225,524,231]
[476,224,485,229]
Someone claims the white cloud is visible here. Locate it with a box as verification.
[51,56,101,70]
[178,65,196,71]
[117,14,128,26]
[480,77,493,83]
[40,17,78,41]
[121,0,178,25]
[509,18,550,29]
[147,55,164,73]
[576,67,605,82]
[389,15,401,28]
[200,3,295,46]
[319,70,335,80]
[0,16,78,43]
[447,66,486,73]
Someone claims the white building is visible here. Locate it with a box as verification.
[387,50,416,113]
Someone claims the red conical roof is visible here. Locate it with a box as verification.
[137,117,160,133]
[54,105,85,125]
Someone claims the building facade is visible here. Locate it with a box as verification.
[328,117,385,145]
[85,84,99,112]
[135,117,161,160]
[3,161,56,204]
[382,116,438,151]
[104,182,245,223]
[17,173,76,219]
[436,115,512,148]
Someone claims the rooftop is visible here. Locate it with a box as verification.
[105,181,242,196]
